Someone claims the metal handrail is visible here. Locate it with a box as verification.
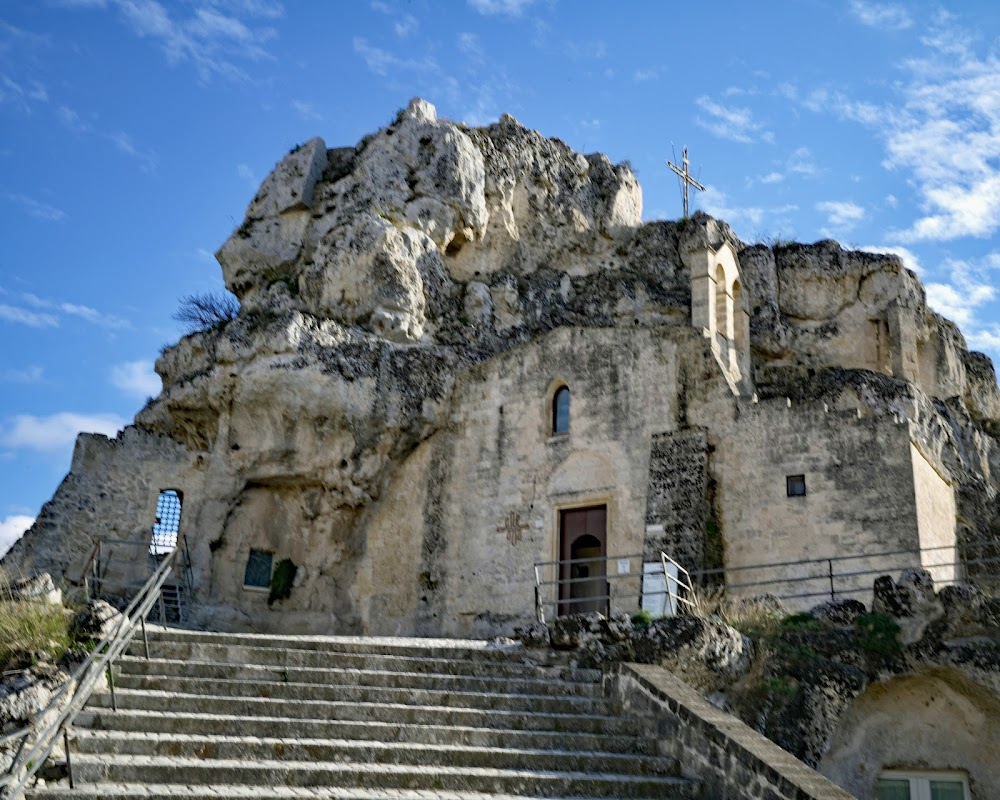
[0,547,178,799]
[534,551,676,622]
[661,552,700,615]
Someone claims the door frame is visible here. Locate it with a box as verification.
[556,502,609,617]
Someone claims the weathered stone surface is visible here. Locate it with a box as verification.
[70,599,123,642]
[8,573,61,605]
[0,663,68,732]
[6,98,1000,649]
[873,568,944,645]
[632,616,752,690]
[809,599,866,626]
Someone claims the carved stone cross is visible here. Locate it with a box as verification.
[497,511,529,546]
[666,146,705,219]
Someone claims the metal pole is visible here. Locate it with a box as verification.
[159,589,166,626]
[828,559,835,602]
[140,616,149,659]
[63,728,73,790]
[107,664,117,712]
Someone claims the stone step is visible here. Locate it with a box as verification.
[75,709,656,755]
[73,730,678,777]
[65,754,699,798]
[114,656,603,698]
[86,690,641,736]
[111,674,610,715]
[141,628,532,662]
[27,782,679,800]
[123,641,597,682]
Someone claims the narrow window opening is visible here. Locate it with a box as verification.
[786,475,806,497]
[715,264,729,339]
[243,550,274,589]
[150,489,182,555]
[552,386,570,435]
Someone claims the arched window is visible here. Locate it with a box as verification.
[715,264,729,339]
[552,386,570,435]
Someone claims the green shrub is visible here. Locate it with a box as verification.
[781,613,820,631]
[631,609,654,628]
[268,559,298,606]
[855,612,901,656]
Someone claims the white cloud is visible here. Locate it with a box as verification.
[0,514,33,558]
[801,24,1000,243]
[2,192,66,221]
[923,257,997,328]
[352,37,437,77]
[290,99,322,121]
[0,304,58,327]
[816,200,865,230]
[633,68,659,82]
[848,0,912,30]
[697,185,798,238]
[394,14,418,38]
[2,366,44,383]
[108,131,158,174]
[787,146,821,178]
[65,0,279,82]
[467,0,534,16]
[236,162,257,186]
[111,360,161,398]
[457,32,485,66]
[2,412,127,452]
[695,96,773,144]
[20,292,131,329]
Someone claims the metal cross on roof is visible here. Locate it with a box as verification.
[666,146,705,219]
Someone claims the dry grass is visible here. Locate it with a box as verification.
[688,585,785,639]
[0,568,73,671]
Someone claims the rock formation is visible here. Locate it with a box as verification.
[4,98,1000,643]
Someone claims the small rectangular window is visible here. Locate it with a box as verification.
[877,771,969,800]
[243,549,273,588]
[786,474,806,497]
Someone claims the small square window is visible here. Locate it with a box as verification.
[786,474,806,497]
[243,549,273,588]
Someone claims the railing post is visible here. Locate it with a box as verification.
[159,588,166,625]
[828,559,835,602]
[140,615,149,659]
[63,727,73,789]
[106,664,117,712]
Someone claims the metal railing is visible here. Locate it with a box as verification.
[0,547,179,799]
[533,551,698,624]
[661,552,700,615]
[690,540,1000,606]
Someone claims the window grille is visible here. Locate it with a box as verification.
[151,489,182,554]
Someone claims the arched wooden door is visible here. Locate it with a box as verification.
[558,505,608,616]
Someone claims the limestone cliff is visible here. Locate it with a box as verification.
[5,98,1000,637]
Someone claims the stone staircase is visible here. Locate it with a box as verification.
[26,628,699,799]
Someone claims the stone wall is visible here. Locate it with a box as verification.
[3,428,199,590]
[423,325,690,637]
[644,428,710,573]
[611,663,854,800]
[819,668,1000,799]
[703,399,923,606]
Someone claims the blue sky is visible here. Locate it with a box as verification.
[1,0,999,555]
